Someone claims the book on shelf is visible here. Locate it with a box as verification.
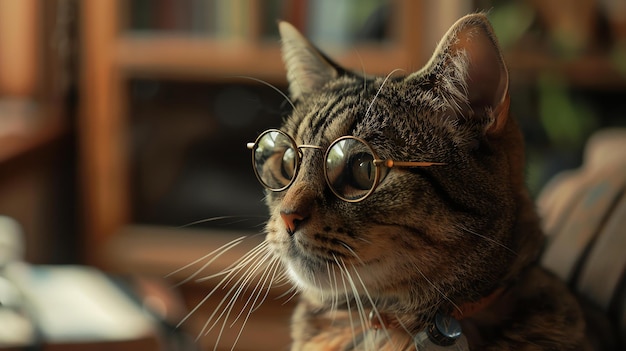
[126,0,391,45]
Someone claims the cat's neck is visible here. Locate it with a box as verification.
[363,284,519,351]
[368,285,507,331]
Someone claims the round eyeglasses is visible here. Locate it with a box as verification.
[246,129,445,202]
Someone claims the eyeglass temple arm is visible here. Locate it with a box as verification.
[246,141,445,168]
[373,159,446,168]
[246,142,323,150]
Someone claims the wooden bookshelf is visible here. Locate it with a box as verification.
[79,3,426,348]
[114,36,285,81]
[79,0,425,265]
[113,36,419,82]
[78,1,626,349]
[506,49,626,90]
[0,0,68,164]
[78,0,626,289]
[0,101,65,163]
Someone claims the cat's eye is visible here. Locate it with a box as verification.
[248,130,445,202]
[325,137,380,201]
[350,153,376,190]
[281,148,296,179]
[250,129,299,191]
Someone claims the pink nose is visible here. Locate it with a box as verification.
[280,211,307,235]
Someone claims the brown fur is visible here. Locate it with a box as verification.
[256,14,591,350]
[267,14,587,350]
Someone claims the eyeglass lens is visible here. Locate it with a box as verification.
[251,130,380,201]
[252,130,298,190]
[325,138,378,201]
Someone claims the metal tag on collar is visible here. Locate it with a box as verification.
[428,313,463,346]
[414,313,469,350]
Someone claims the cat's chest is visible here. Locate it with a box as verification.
[291,300,420,351]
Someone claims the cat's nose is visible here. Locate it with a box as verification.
[280,210,308,235]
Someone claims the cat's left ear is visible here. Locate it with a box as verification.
[278,21,342,101]
[415,14,509,135]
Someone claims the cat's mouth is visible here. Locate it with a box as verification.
[280,239,384,297]
[284,256,368,296]
[266,216,391,295]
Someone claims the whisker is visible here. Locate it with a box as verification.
[182,273,242,333]
[179,215,266,229]
[348,263,377,350]
[340,242,366,267]
[268,273,292,291]
[208,280,254,347]
[365,68,405,118]
[455,224,518,255]
[331,264,341,321]
[211,243,272,301]
[352,48,367,94]
[349,262,392,345]
[395,317,413,340]
[230,75,296,110]
[195,241,267,284]
[339,258,370,351]
[411,261,461,317]
[335,254,359,350]
[232,255,278,325]
[194,268,238,282]
[253,259,283,312]
[314,269,325,302]
[166,235,246,285]
[177,241,269,330]
[271,269,297,301]
[206,249,274,348]
[279,286,300,305]
[340,237,390,345]
[326,261,338,318]
[230,257,282,351]
[357,237,373,244]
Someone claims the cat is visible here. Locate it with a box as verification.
[187,13,592,350]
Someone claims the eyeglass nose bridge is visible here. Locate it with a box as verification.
[291,144,325,183]
[297,144,324,151]
[293,144,325,166]
[245,143,323,152]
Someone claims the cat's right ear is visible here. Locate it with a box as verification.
[412,14,510,136]
[279,21,340,101]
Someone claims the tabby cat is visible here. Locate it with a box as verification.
[192,14,592,350]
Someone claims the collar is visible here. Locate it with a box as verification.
[368,286,506,331]
[451,287,506,320]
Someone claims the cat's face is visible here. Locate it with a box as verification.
[261,15,525,316]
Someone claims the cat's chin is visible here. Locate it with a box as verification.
[285,262,322,292]
[269,226,391,297]
[283,257,383,300]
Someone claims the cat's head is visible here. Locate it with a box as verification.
[259,14,541,319]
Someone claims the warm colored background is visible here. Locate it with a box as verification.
[1,1,625,350]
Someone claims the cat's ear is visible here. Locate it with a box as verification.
[417,14,509,135]
[278,21,340,101]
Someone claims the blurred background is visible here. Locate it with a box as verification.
[0,0,625,350]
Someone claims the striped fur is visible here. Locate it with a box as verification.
[262,14,591,350]
[187,14,590,351]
